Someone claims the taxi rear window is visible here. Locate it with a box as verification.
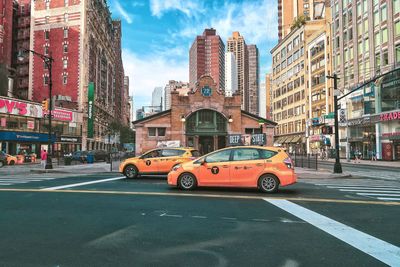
[259,149,278,159]
[190,150,201,157]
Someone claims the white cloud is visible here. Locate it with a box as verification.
[122,49,188,108]
[149,0,205,18]
[174,0,278,44]
[115,1,133,24]
[131,1,145,7]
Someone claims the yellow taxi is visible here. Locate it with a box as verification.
[120,148,200,179]
[6,154,17,165]
[168,146,297,193]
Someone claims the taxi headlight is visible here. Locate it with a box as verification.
[172,164,182,172]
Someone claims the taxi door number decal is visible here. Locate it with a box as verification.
[146,160,151,166]
[211,166,219,174]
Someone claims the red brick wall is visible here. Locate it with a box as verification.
[0,0,14,67]
[32,26,80,103]
[35,0,81,10]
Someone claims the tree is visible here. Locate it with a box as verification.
[290,15,310,31]
[107,120,134,145]
[0,64,9,96]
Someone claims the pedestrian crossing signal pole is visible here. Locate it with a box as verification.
[326,73,343,174]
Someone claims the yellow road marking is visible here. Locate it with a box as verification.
[0,188,399,206]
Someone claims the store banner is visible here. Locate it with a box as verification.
[87,82,95,138]
[0,131,56,142]
[43,109,73,121]
[0,97,42,118]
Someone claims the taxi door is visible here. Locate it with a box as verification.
[197,149,232,186]
[230,148,265,186]
[136,149,161,173]
[158,149,185,173]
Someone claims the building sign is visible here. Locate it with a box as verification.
[310,135,322,142]
[201,86,212,97]
[27,121,35,130]
[0,97,42,118]
[228,134,266,146]
[87,82,95,138]
[0,131,56,142]
[379,111,400,122]
[156,140,181,148]
[57,136,82,143]
[382,132,400,140]
[0,118,6,127]
[43,109,73,121]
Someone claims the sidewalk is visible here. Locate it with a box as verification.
[320,158,400,169]
[296,167,352,179]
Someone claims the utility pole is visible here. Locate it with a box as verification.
[326,73,342,173]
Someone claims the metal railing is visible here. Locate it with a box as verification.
[290,153,318,170]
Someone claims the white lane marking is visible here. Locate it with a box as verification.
[41,176,125,190]
[160,213,182,218]
[0,178,55,181]
[0,183,12,185]
[357,193,400,197]
[264,199,400,266]
[221,217,237,220]
[252,219,270,222]
[327,186,400,189]
[339,189,400,193]
[377,197,400,201]
[191,215,207,219]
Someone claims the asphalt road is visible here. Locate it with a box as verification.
[0,173,399,267]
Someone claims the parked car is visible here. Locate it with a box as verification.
[168,146,297,193]
[71,151,88,162]
[119,147,200,179]
[89,150,109,162]
[0,151,7,168]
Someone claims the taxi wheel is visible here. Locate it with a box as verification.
[124,165,138,179]
[178,173,197,190]
[9,160,15,165]
[258,174,279,193]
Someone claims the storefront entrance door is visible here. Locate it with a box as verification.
[199,136,214,155]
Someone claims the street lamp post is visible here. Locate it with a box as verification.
[326,73,343,173]
[18,48,54,169]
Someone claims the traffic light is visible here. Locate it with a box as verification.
[42,99,49,110]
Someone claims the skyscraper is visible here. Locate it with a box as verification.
[189,28,225,91]
[224,52,238,97]
[227,31,248,110]
[248,44,259,115]
[152,87,163,111]
[164,80,189,110]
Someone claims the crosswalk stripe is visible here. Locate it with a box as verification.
[357,193,400,197]
[340,189,400,193]
[377,197,400,201]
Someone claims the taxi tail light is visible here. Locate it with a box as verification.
[283,157,294,169]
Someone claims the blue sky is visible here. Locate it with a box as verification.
[108,0,278,110]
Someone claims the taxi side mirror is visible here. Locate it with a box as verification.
[199,158,206,165]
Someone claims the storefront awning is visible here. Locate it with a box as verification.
[291,136,302,143]
[280,137,289,144]
[285,136,294,143]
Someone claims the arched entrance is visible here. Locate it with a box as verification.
[185,109,227,155]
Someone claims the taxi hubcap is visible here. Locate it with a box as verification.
[126,167,136,178]
[262,177,276,191]
[181,175,194,188]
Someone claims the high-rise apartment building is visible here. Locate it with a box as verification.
[189,28,225,91]
[152,87,163,111]
[248,44,259,115]
[12,0,31,100]
[0,0,17,97]
[30,0,128,150]
[332,0,400,161]
[265,73,273,120]
[278,0,328,40]
[227,32,248,110]
[164,80,189,110]
[224,52,238,97]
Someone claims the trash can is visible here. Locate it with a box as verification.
[64,156,72,165]
[87,154,94,164]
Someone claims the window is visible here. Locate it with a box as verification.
[364,19,368,34]
[148,128,156,136]
[44,46,49,55]
[232,148,260,161]
[382,28,388,43]
[396,45,400,63]
[63,44,68,53]
[63,74,68,84]
[205,149,232,163]
[395,0,400,14]
[375,32,380,47]
[64,13,68,23]
[64,0,68,6]
[142,149,161,159]
[259,150,277,159]
[365,38,369,52]
[45,16,49,24]
[157,128,166,136]
[45,0,50,9]
[45,30,50,40]
[64,28,68,38]
[63,59,68,69]
[382,50,388,66]
[381,6,387,22]
[357,2,362,17]
[43,76,49,85]
[147,127,165,137]
[374,11,379,27]
[396,21,400,36]
[161,149,185,157]
[375,53,381,68]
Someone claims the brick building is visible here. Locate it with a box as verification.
[30,0,129,150]
[189,28,225,91]
[133,75,276,155]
